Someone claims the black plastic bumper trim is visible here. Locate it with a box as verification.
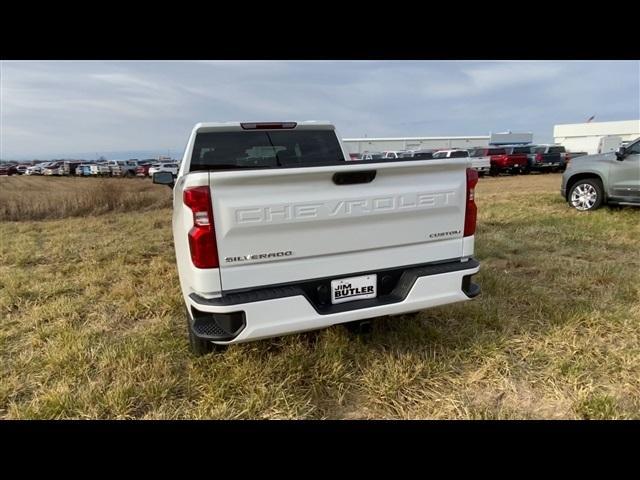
[462,274,481,298]
[189,307,246,341]
[190,258,479,315]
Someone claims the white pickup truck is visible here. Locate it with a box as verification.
[90,163,111,176]
[154,121,481,354]
[436,149,491,176]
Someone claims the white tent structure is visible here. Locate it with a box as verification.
[341,136,490,155]
[554,120,640,154]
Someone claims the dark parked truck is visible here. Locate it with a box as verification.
[0,163,19,176]
[561,137,640,211]
[153,121,481,355]
[529,145,567,173]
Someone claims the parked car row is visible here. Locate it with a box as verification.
[0,164,20,175]
[3,145,586,179]
[0,159,181,178]
[348,144,581,177]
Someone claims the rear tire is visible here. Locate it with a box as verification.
[186,309,226,356]
[568,178,604,211]
[343,319,373,335]
[188,327,214,356]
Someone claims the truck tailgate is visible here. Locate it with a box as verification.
[470,156,491,169]
[208,159,469,291]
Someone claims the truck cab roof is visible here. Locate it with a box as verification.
[193,121,335,133]
[434,149,463,154]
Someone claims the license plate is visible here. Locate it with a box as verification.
[514,164,519,167]
[331,274,377,304]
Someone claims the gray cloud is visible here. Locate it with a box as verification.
[1,60,638,159]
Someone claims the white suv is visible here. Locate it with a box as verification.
[148,163,179,177]
[432,149,470,159]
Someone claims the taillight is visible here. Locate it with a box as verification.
[535,153,543,163]
[464,168,478,237]
[183,186,219,268]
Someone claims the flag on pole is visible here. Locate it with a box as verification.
[587,115,595,123]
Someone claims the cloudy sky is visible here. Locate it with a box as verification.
[1,60,638,160]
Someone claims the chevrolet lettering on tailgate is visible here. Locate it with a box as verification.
[234,191,457,225]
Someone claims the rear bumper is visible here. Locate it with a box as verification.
[185,258,480,344]
[533,162,563,169]
[560,175,568,198]
[491,163,520,171]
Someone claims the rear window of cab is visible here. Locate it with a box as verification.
[190,130,345,171]
[487,148,506,155]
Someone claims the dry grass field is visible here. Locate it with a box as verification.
[0,176,170,221]
[1,174,639,419]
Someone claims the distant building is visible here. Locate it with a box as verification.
[489,131,533,145]
[341,135,490,155]
[554,120,640,154]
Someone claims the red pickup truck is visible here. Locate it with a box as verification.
[471,147,528,176]
[135,162,154,177]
